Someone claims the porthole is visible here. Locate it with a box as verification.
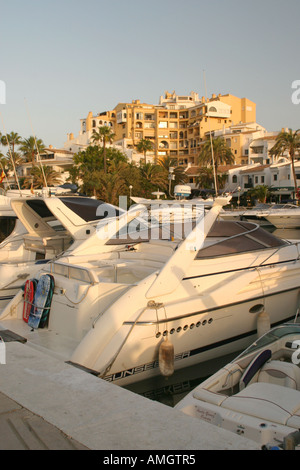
[156,317,213,338]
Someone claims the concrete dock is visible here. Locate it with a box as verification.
[0,339,259,451]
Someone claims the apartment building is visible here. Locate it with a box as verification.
[248,129,292,166]
[65,91,256,166]
[225,158,300,201]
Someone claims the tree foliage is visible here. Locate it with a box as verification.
[70,145,191,204]
[198,136,234,193]
[270,129,300,197]
[247,185,270,203]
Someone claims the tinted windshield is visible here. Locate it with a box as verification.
[196,220,287,258]
[235,324,300,360]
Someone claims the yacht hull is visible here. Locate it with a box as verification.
[68,254,300,386]
[266,214,300,229]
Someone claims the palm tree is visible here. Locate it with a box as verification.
[91,125,115,174]
[158,156,188,184]
[139,162,168,192]
[0,152,8,169]
[136,139,154,164]
[196,167,215,189]
[198,136,234,194]
[269,129,300,199]
[6,151,24,170]
[97,169,128,206]
[24,165,63,189]
[1,131,22,154]
[19,136,45,164]
[0,151,9,187]
[248,185,270,204]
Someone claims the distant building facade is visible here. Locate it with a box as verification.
[65,91,256,166]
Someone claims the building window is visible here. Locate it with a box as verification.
[158,121,168,128]
[274,174,278,181]
[232,175,237,183]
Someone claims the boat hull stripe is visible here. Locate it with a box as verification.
[104,315,296,382]
[124,286,300,326]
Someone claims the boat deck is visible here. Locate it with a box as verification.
[0,334,259,450]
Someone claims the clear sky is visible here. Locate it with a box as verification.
[0,0,299,148]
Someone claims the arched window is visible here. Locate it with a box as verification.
[209,106,217,112]
[159,140,169,149]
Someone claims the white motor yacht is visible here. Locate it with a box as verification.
[0,195,125,308]
[175,322,300,450]
[2,196,300,389]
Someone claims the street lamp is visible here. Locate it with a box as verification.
[237,186,241,207]
[168,167,175,197]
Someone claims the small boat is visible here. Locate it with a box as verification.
[175,321,300,449]
[265,204,300,229]
[220,203,274,227]
[2,196,300,390]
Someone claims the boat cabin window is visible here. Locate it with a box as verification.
[25,200,65,232]
[196,220,287,259]
[26,197,123,225]
[59,197,123,221]
[0,216,17,242]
